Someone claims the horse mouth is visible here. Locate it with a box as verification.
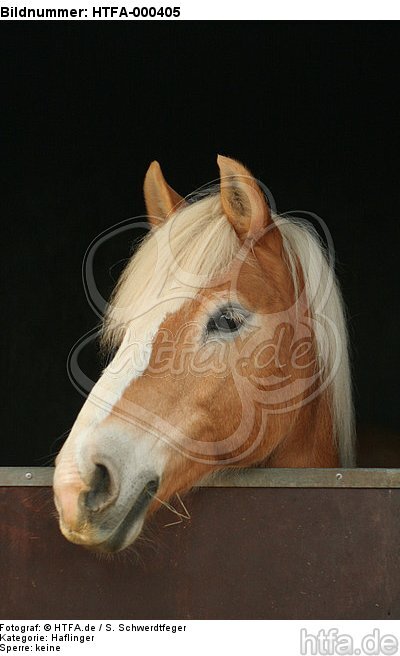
[87,477,160,553]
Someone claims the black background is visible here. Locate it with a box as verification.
[1,22,399,466]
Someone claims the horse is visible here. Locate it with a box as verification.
[53,155,355,553]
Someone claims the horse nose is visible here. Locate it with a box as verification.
[54,459,119,532]
[84,463,118,512]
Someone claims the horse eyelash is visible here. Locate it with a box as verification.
[204,305,250,340]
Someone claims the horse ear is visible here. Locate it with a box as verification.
[143,161,186,227]
[217,155,277,245]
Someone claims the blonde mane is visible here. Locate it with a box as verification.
[102,195,240,347]
[278,217,355,467]
[102,193,355,468]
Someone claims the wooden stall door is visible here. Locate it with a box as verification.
[1,486,399,619]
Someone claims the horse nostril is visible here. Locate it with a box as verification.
[85,463,116,512]
[146,478,160,498]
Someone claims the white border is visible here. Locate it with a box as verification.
[0,0,399,21]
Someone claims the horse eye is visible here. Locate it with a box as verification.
[206,306,248,336]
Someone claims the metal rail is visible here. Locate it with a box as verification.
[1,466,400,488]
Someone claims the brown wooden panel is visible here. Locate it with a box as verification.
[1,487,399,619]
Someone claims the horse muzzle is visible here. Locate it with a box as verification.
[53,428,163,552]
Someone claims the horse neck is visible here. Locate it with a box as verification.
[265,388,339,468]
